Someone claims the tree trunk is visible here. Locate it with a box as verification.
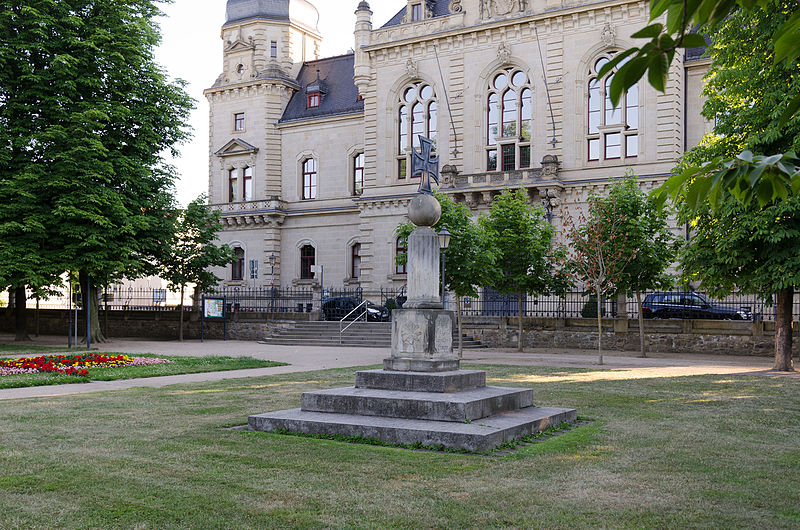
[636,291,646,358]
[774,288,794,371]
[596,287,603,365]
[179,284,185,342]
[14,286,30,342]
[79,270,106,344]
[457,296,463,359]
[517,291,524,352]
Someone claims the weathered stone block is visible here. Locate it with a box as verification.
[355,369,486,393]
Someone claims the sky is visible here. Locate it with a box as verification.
[154,0,402,206]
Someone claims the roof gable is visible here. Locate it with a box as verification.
[215,138,259,157]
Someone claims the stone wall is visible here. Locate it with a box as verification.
[0,309,315,342]
[461,316,799,357]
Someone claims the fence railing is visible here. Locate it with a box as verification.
[458,289,800,322]
[211,286,314,313]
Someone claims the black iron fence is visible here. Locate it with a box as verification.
[211,286,314,313]
[458,289,800,321]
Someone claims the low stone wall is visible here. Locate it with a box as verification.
[461,316,800,357]
[0,309,316,342]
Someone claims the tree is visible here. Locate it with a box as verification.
[607,175,680,357]
[603,0,800,209]
[480,189,567,352]
[0,0,193,343]
[160,196,235,341]
[395,191,495,357]
[670,6,800,371]
[565,194,635,365]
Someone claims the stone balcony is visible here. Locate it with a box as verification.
[211,197,286,229]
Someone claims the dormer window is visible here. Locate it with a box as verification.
[307,92,320,108]
[411,3,422,21]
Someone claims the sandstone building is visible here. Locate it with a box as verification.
[205,0,710,291]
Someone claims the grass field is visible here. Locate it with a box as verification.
[0,353,285,390]
[0,364,798,528]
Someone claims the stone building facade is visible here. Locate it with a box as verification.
[205,0,711,291]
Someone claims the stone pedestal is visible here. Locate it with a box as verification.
[405,227,441,309]
[385,309,458,372]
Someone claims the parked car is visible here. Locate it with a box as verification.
[321,297,390,322]
[642,292,752,320]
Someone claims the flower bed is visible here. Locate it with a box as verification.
[0,354,174,377]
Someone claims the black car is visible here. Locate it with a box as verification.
[321,297,390,322]
[642,292,752,320]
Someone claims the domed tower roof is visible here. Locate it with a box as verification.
[225,0,319,30]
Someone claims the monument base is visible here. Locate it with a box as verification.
[388,309,457,372]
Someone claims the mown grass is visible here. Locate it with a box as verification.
[0,364,798,528]
[0,354,285,390]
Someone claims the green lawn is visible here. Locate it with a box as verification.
[0,364,798,528]
[0,354,285,389]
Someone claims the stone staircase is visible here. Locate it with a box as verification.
[261,320,486,349]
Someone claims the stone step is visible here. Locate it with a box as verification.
[355,369,486,393]
[259,338,390,347]
[300,386,533,422]
[248,406,577,453]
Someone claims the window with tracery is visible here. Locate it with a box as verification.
[397,81,437,179]
[486,67,533,172]
[302,158,317,200]
[587,53,639,162]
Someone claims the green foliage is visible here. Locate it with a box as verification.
[606,176,680,295]
[611,0,800,211]
[0,0,193,294]
[480,189,567,298]
[679,194,800,298]
[395,190,494,298]
[159,195,235,294]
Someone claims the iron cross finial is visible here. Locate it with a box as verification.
[411,135,439,195]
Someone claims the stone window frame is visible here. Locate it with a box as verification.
[296,239,318,282]
[350,240,362,281]
[222,159,256,204]
[395,236,408,276]
[396,80,438,181]
[300,157,318,201]
[233,112,246,132]
[586,52,640,163]
[270,40,278,59]
[485,66,534,172]
[352,151,365,196]
[231,245,246,282]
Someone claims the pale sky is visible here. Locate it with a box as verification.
[155,0,403,206]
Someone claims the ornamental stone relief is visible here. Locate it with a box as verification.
[480,0,525,19]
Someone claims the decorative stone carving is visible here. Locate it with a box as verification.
[406,58,418,79]
[440,164,459,187]
[541,154,560,177]
[601,23,616,48]
[497,42,512,64]
[481,0,524,19]
[449,0,463,12]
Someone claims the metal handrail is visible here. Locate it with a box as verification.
[340,300,369,344]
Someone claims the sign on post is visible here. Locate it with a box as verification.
[201,296,227,342]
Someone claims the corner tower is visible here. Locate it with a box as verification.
[205,0,322,284]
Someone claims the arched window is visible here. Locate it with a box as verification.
[587,54,639,161]
[486,67,533,171]
[232,247,245,281]
[395,237,407,275]
[302,158,317,200]
[243,166,252,202]
[353,152,364,196]
[351,243,361,279]
[397,81,437,179]
[300,245,315,280]
[228,168,238,203]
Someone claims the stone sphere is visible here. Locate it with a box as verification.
[408,193,442,227]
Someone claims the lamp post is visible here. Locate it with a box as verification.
[438,227,451,308]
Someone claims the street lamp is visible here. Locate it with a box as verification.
[438,227,451,307]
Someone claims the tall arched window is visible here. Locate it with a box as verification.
[302,158,317,200]
[242,166,252,202]
[353,152,364,196]
[228,169,238,203]
[300,245,315,280]
[587,54,639,161]
[397,82,437,179]
[351,243,361,279]
[486,67,533,171]
[395,237,407,275]
[232,247,245,281]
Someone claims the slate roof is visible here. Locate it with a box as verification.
[226,0,289,25]
[280,54,364,123]
[381,0,450,28]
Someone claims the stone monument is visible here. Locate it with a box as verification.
[248,136,576,452]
